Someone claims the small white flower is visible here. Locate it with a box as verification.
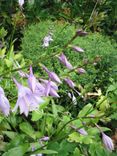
[42,34,53,48]
[18,0,24,7]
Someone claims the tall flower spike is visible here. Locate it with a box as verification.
[71,45,84,53]
[102,132,114,152]
[64,78,75,89]
[0,87,10,116]
[58,53,73,70]
[28,66,37,92]
[13,78,44,116]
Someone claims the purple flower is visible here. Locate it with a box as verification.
[40,136,50,141]
[49,88,60,98]
[77,128,88,136]
[58,53,73,70]
[28,66,37,92]
[48,72,62,84]
[76,29,87,36]
[13,78,44,116]
[0,87,10,116]
[77,68,86,74]
[64,78,75,89]
[35,82,45,96]
[45,80,51,96]
[72,46,84,53]
[43,65,62,84]
[40,79,58,91]
[18,70,29,78]
[40,79,59,98]
[102,133,114,152]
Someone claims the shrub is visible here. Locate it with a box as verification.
[22,21,117,64]
[21,21,117,91]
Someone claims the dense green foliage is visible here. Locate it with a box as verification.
[21,21,117,91]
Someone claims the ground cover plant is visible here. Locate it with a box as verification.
[0,0,117,156]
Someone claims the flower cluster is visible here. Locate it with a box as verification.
[0,29,87,117]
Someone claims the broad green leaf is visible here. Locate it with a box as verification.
[6,135,25,150]
[33,149,58,155]
[31,110,43,121]
[78,103,93,117]
[0,141,6,151]
[19,122,36,139]
[2,131,17,139]
[0,48,6,58]
[39,97,50,110]
[14,53,22,60]
[4,59,12,68]
[2,144,29,156]
[96,96,110,111]
[73,148,82,156]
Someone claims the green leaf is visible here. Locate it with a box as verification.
[39,97,50,110]
[0,48,6,58]
[73,148,82,156]
[96,96,110,111]
[33,149,58,155]
[2,131,17,139]
[31,110,43,121]
[4,59,13,68]
[2,144,29,156]
[19,122,36,139]
[78,103,93,117]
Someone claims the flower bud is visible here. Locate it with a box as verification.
[102,132,114,152]
[76,29,87,36]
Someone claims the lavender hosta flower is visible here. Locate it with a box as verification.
[71,46,84,53]
[13,78,44,116]
[77,128,88,136]
[77,68,86,74]
[48,71,62,84]
[58,53,73,70]
[18,0,24,7]
[49,88,60,98]
[40,79,58,91]
[76,29,87,36]
[0,87,10,116]
[18,70,29,78]
[40,79,60,97]
[102,132,114,152]
[45,80,51,96]
[42,65,62,84]
[14,61,29,78]
[35,82,45,96]
[28,66,37,92]
[40,136,50,141]
[64,78,75,89]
